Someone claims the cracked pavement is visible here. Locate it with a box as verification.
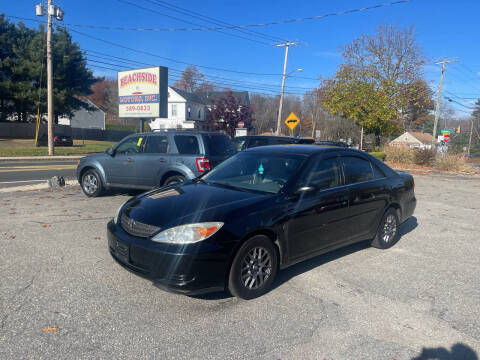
[0,174,479,359]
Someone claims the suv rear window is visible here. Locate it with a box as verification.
[174,135,200,155]
[202,134,235,156]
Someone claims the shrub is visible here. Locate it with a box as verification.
[414,148,436,166]
[384,146,415,164]
[434,154,471,172]
[369,152,386,161]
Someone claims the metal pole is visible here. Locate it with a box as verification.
[46,0,54,155]
[432,58,458,145]
[467,118,474,157]
[276,45,289,136]
[360,126,364,150]
[432,61,445,146]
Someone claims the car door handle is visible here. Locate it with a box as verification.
[158,158,166,163]
[126,157,134,163]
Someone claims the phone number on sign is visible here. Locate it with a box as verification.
[125,105,151,112]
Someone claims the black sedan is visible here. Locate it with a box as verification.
[107,145,416,299]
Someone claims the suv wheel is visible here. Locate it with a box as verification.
[81,169,103,197]
[164,175,185,186]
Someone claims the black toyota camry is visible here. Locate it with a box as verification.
[107,145,416,299]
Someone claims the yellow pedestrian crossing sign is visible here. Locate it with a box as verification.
[285,112,300,131]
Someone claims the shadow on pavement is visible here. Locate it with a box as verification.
[412,343,478,360]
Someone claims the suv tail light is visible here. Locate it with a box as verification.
[196,158,210,172]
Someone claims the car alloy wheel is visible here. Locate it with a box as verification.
[371,208,399,249]
[241,246,272,290]
[228,235,278,299]
[381,214,397,243]
[83,173,98,194]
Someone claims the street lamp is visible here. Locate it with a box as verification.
[276,68,302,136]
[35,1,64,155]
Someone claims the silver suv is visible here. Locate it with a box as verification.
[76,130,235,197]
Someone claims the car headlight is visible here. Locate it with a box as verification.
[151,222,223,244]
[113,204,123,224]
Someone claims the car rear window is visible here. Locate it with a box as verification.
[203,134,235,156]
[174,135,200,155]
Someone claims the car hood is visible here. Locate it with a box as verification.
[124,182,273,228]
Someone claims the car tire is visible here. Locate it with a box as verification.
[371,208,399,249]
[81,169,103,197]
[164,175,185,186]
[228,235,278,300]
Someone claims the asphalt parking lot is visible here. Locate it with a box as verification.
[1,173,479,359]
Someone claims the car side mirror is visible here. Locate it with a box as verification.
[106,146,115,156]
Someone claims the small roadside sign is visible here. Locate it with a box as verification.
[237,121,245,128]
[285,112,300,131]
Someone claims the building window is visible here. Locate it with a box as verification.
[198,109,201,119]
[188,106,191,119]
[171,104,177,116]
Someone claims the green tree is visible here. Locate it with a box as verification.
[0,17,96,122]
[321,24,430,146]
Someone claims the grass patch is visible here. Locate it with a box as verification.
[0,140,116,157]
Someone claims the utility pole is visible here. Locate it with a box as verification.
[36,1,64,156]
[274,41,298,136]
[360,126,364,151]
[467,118,474,157]
[432,58,458,145]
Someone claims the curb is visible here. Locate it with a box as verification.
[0,179,78,193]
[0,155,84,162]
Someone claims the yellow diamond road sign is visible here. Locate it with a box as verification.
[285,112,300,131]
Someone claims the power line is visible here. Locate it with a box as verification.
[85,59,310,95]
[116,0,271,45]
[85,49,317,90]
[66,26,320,78]
[3,15,322,80]
[5,1,410,34]
[142,0,286,43]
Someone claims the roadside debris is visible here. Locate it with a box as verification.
[48,176,65,188]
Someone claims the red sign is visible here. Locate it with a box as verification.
[444,134,450,143]
[237,121,245,128]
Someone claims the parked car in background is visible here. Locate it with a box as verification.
[36,132,73,147]
[77,130,235,197]
[108,145,416,299]
[314,140,350,148]
[233,135,315,151]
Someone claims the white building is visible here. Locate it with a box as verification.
[149,87,250,131]
[389,131,433,149]
[149,87,208,130]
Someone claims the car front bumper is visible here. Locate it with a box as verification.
[107,220,231,295]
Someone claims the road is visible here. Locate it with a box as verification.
[0,160,77,188]
[0,173,479,359]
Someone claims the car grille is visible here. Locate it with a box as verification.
[120,213,160,238]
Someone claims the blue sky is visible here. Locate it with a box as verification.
[4,0,480,116]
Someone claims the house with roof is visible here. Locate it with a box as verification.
[58,98,105,130]
[149,87,250,130]
[389,131,433,149]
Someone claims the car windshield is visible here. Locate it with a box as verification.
[202,152,306,194]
